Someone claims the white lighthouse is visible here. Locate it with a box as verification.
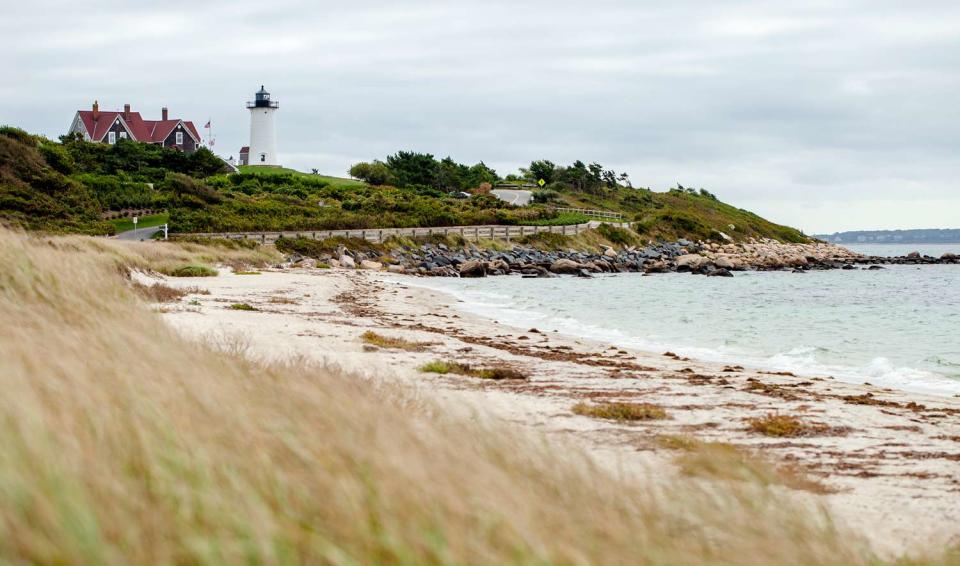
[246,86,279,166]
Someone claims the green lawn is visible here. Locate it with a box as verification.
[237,165,364,189]
[111,213,169,233]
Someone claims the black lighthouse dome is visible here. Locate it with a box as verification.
[247,85,279,109]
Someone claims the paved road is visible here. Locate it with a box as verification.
[116,226,164,241]
[491,189,533,206]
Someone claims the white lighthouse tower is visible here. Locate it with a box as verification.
[246,86,279,166]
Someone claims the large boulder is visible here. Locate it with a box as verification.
[603,247,618,259]
[714,255,738,270]
[675,254,708,272]
[386,264,406,274]
[643,260,669,274]
[942,252,958,261]
[339,254,356,269]
[549,258,581,274]
[459,260,487,278]
[360,260,383,271]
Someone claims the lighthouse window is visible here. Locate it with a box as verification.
[260,153,266,162]
[176,132,183,145]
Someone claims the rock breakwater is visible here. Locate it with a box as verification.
[280,238,959,277]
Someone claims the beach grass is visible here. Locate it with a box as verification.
[573,401,669,421]
[419,360,527,380]
[131,282,208,303]
[747,413,830,437]
[673,439,833,494]
[360,330,432,351]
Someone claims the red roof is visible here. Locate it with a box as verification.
[76,108,201,145]
[239,146,249,154]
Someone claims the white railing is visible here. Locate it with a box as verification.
[553,207,623,220]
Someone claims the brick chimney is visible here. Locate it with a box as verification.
[92,100,100,120]
[161,107,168,121]
[123,103,131,120]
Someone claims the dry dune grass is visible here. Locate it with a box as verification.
[35,232,280,274]
[0,228,942,564]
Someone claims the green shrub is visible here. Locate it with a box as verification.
[516,232,571,250]
[596,223,639,246]
[161,265,218,277]
[532,189,560,204]
[228,303,258,311]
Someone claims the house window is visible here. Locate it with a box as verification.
[119,132,128,140]
[108,131,116,144]
[176,132,183,145]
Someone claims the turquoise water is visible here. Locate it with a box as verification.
[412,264,960,396]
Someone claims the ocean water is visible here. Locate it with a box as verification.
[410,264,960,397]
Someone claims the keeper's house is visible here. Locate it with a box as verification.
[68,101,201,151]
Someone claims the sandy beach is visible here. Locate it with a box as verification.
[155,266,960,557]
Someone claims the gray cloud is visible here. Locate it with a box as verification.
[3,0,959,232]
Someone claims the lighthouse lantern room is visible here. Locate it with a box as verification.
[246,86,279,166]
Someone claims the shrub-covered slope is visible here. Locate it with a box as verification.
[0,127,809,242]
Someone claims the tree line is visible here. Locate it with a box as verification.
[349,152,632,194]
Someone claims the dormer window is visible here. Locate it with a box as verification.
[176,132,183,145]
[108,131,116,144]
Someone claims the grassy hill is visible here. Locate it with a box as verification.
[0,127,809,243]
[236,164,364,189]
[553,187,808,243]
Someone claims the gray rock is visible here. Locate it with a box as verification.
[707,268,734,277]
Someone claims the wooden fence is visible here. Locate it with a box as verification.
[177,223,593,245]
[553,207,623,221]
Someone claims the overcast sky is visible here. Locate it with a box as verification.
[3,1,959,233]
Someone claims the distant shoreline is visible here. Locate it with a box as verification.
[815,228,960,245]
